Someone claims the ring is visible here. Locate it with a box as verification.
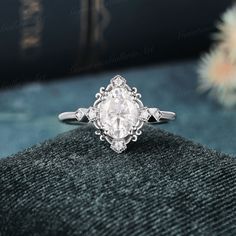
[58,75,176,153]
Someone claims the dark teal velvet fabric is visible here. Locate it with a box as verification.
[0,126,236,235]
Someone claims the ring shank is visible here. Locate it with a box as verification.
[58,112,76,121]
[58,111,88,125]
[58,110,176,125]
[160,111,176,121]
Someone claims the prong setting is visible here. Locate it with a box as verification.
[87,75,149,153]
[58,75,176,153]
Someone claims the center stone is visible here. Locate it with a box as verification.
[99,87,139,139]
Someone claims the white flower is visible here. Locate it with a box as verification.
[198,4,236,107]
[216,6,236,62]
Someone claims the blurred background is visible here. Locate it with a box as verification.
[0,0,236,158]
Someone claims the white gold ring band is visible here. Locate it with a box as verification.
[58,75,176,153]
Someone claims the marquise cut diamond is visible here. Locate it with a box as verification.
[99,87,139,139]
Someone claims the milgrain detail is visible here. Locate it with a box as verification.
[19,0,43,57]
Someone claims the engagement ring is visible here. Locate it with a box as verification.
[58,75,176,153]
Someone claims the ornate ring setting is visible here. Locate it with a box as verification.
[58,75,176,153]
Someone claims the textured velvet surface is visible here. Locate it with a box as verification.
[1,60,236,158]
[0,126,236,236]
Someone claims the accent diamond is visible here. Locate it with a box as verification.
[75,109,84,121]
[87,107,98,121]
[139,108,151,121]
[111,75,126,87]
[149,108,161,122]
[111,140,127,153]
